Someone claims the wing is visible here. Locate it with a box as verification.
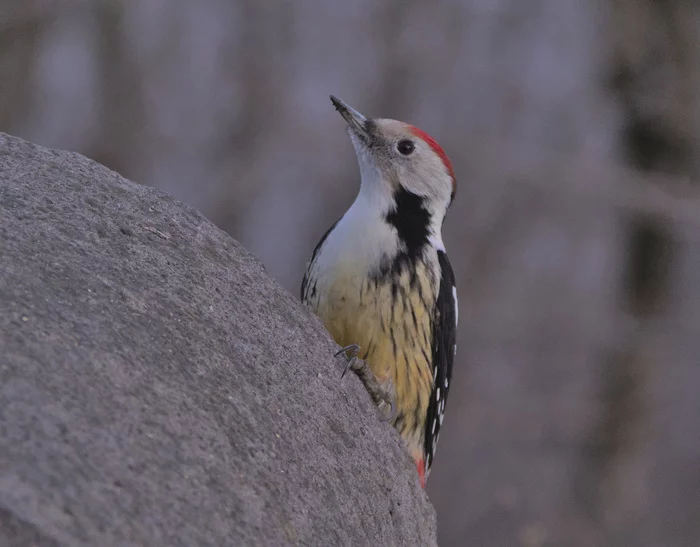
[300,220,339,303]
[423,249,457,473]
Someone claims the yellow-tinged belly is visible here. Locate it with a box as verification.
[311,262,436,448]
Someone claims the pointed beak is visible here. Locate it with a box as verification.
[330,95,370,140]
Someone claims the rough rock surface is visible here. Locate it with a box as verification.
[0,133,437,546]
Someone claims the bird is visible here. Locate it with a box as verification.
[301,96,458,488]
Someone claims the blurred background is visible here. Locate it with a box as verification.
[2,0,700,545]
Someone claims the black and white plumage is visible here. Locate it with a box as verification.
[424,250,457,471]
[301,96,458,487]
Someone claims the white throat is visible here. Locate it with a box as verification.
[313,153,448,279]
[324,180,399,273]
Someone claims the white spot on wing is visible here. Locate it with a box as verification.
[430,235,446,251]
[436,387,441,401]
[452,285,458,326]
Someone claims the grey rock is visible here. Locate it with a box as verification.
[0,133,437,547]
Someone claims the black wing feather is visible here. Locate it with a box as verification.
[423,250,457,471]
[301,220,339,302]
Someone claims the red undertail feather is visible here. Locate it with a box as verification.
[416,458,426,488]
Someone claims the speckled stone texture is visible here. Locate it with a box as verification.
[0,133,437,547]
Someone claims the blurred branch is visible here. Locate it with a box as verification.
[494,161,700,231]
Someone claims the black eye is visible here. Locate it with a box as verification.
[397,139,415,156]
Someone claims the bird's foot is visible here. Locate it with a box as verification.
[334,344,361,379]
[335,344,396,422]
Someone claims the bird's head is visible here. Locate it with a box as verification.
[330,95,455,226]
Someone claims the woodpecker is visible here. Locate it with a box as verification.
[301,96,458,488]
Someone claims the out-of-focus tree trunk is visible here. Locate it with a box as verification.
[88,0,147,180]
[608,0,700,179]
[0,2,44,133]
[578,2,700,542]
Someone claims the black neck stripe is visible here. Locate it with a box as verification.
[384,187,431,258]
